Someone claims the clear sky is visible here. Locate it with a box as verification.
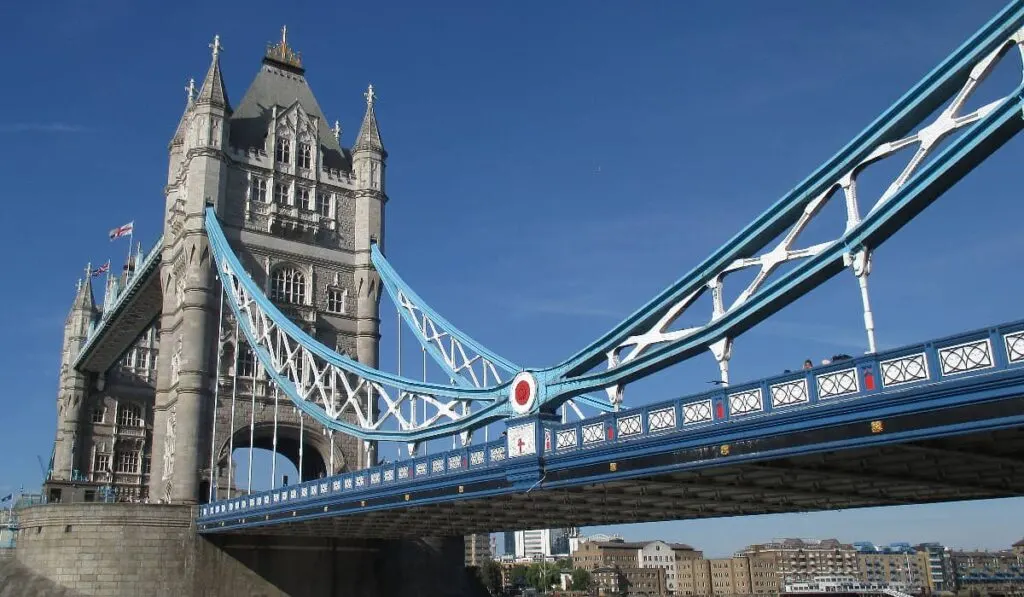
[1,0,1022,557]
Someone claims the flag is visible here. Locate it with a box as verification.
[0,493,11,503]
[91,262,110,277]
[108,221,134,241]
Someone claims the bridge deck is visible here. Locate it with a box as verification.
[217,426,1024,539]
[198,319,1024,538]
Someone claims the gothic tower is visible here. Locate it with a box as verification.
[51,273,99,481]
[149,29,386,503]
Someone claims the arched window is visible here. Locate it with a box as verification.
[270,267,306,305]
[118,403,142,427]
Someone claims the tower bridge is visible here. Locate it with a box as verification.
[12,2,1024,596]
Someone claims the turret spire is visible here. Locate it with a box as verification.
[185,78,196,103]
[72,263,96,313]
[354,83,385,155]
[196,34,230,109]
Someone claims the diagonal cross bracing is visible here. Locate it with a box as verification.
[372,245,613,416]
[206,209,511,443]
[545,17,1024,399]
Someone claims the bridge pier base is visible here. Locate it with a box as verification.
[12,504,483,597]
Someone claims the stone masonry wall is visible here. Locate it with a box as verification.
[15,503,195,596]
[14,503,481,597]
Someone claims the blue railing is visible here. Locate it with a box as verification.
[199,318,1024,522]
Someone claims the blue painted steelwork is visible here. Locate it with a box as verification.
[206,209,513,443]
[72,237,164,369]
[372,244,612,412]
[537,9,1024,395]
[200,1,1024,444]
[197,317,1024,530]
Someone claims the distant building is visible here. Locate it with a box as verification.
[949,549,1024,594]
[514,528,573,559]
[854,542,927,591]
[504,531,516,556]
[914,542,954,592]
[1014,538,1024,557]
[574,538,701,596]
[738,538,859,581]
[465,533,492,567]
[570,532,624,555]
[592,566,626,596]
[674,555,779,597]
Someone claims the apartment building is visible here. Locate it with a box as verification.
[673,555,779,597]
[950,549,1024,594]
[465,533,492,567]
[854,543,928,591]
[574,539,701,596]
[738,538,859,581]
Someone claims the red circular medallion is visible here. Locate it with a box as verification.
[514,380,531,406]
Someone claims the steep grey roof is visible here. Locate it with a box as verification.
[229,59,349,171]
[72,274,96,314]
[354,102,385,155]
[196,55,230,110]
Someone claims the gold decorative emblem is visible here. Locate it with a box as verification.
[720,444,731,456]
[871,420,884,434]
[609,462,618,472]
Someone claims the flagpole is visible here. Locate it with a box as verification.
[125,223,134,280]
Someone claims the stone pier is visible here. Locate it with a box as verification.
[10,504,481,597]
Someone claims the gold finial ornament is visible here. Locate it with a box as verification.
[265,25,303,68]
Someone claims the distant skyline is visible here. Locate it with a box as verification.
[1,0,1023,558]
[493,506,1024,558]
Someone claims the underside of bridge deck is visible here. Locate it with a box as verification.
[217,426,1024,539]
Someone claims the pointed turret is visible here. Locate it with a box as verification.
[51,265,99,483]
[170,79,196,146]
[353,84,385,156]
[71,271,96,316]
[196,35,230,110]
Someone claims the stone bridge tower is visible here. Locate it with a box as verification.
[150,29,386,503]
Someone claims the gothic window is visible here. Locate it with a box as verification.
[274,182,289,204]
[143,455,151,475]
[92,453,110,475]
[270,267,306,305]
[237,344,255,377]
[275,137,291,164]
[318,192,333,218]
[297,187,312,211]
[119,403,142,427]
[116,450,139,474]
[326,287,346,314]
[92,406,105,423]
[298,142,312,169]
[250,176,267,202]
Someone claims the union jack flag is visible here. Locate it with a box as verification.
[108,221,134,241]
[91,262,110,277]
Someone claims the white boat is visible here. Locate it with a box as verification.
[784,575,914,597]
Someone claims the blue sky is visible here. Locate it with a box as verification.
[2,0,1023,557]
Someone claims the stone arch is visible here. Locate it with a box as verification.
[215,420,348,488]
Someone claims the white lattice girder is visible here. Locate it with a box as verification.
[396,288,505,390]
[598,29,1024,397]
[210,241,507,442]
[374,246,613,422]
